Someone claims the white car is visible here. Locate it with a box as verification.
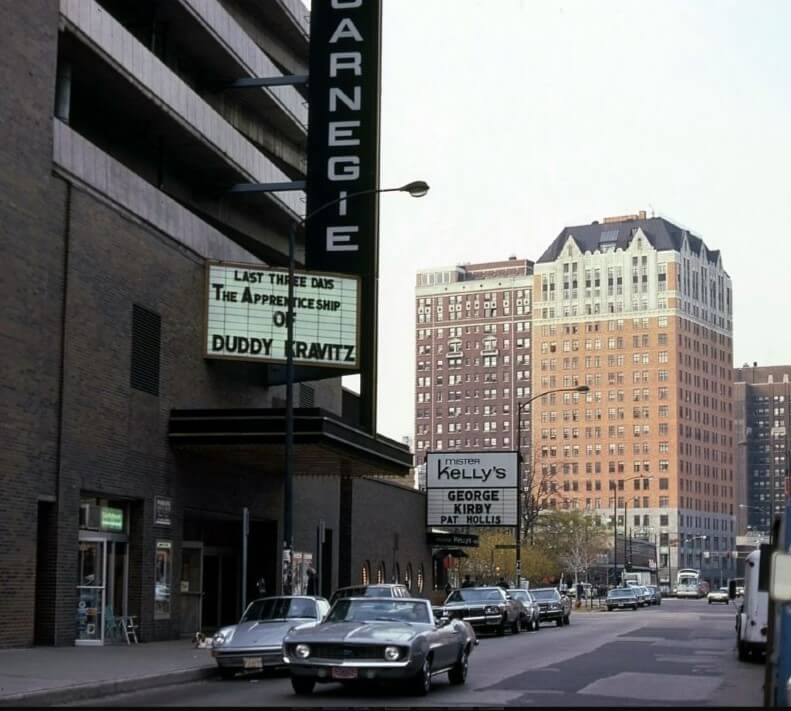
[707,587,729,604]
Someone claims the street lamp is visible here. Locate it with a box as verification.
[609,474,653,586]
[514,384,589,586]
[281,180,429,592]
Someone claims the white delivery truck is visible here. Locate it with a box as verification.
[735,549,768,660]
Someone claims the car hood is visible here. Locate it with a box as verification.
[285,621,430,644]
[223,620,315,647]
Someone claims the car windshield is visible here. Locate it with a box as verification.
[241,597,316,622]
[531,589,560,601]
[508,590,529,601]
[609,589,635,598]
[718,588,728,593]
[326,599,430,624]
[446,588,505,603]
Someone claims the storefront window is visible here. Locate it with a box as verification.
[80,497,128,534]
[154,540,172,619]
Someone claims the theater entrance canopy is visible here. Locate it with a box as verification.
[168,408,412,477]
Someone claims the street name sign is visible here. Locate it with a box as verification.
[205,261,359,368]
[425,452,518,527]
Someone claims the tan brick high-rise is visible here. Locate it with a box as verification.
[531,212,735,587]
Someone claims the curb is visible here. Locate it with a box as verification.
[0,666,217,707]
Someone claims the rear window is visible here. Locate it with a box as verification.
[531,589,560,601]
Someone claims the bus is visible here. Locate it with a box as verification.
[676,569,708,598]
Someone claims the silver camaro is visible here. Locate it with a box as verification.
[283,597,477,696]
[211,596,330,678]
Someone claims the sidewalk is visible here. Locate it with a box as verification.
[0,640,216,706]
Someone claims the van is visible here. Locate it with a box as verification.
[735,549,768,660]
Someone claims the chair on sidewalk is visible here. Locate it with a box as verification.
[104,606,126,644]
[121,615,139,644]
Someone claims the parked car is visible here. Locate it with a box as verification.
[633,586,652,607]
[212,596,330,678]
[708,587,730,605]
[440,586,521,636]
[606,587,639,611]
[531,587,570,626]
[736,549,768,661]
[645,585,662,605]
[282,597,476,696]
[507,589,540,631]
[329,584,410,606]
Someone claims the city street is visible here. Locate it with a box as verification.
[76,599,762,707]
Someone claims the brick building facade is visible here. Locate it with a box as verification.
[532,212,735,586]
[0,0,431,648]
[734,364,791,535]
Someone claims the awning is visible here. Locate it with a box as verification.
[432,548,469,559]
[168,407,412,477]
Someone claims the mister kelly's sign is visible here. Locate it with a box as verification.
[204,261,359,368]
[305,0,382,278]
[425,452,519,528]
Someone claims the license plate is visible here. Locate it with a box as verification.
[243,657,263,669]
[331,667,358,680]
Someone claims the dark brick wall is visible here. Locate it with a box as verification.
[349,479,434,597]
[0,0,66,648]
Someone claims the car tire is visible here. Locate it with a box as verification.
[563,615,570,626]
[533,619,540,631]
[556,618,563,627]
[291,677,316,695]
[607,606,613,612]
[448,651,468,686]
[738,639,749,662]
[496,621,506,636]
[511,618,520,634]
[219,668,236,680]
[412,657,432,696]
[632,605,638,610]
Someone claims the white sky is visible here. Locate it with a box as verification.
[354,0,791,442]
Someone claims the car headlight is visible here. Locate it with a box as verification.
[485,605,501,615]
[295,644,311,659]
[384,646,401,661]
[212,629,232,647]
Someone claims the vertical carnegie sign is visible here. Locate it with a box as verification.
[306,0,382,433]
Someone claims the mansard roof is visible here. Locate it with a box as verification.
[537,216,720,265]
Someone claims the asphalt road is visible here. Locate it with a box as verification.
[76,599,763,707]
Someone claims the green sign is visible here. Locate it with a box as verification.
[100,507,124,532]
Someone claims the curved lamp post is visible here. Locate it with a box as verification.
[281,180,429,593]
[514,384,589,587]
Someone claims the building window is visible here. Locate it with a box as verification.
[361,560,371,585]
[405,563,413,592]
[376,562,386,584]
[417,564,425,593]
[659,478,669,490]
[154,541,172,620]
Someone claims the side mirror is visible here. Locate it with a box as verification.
[728,580,737,600]
[770,552,791,602]
[505,594,512,600]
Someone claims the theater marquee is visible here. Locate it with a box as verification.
[425,452,519,528]
[205,261,359,368]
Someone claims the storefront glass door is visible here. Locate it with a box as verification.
[76,539,106,645]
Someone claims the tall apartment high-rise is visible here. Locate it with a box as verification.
[531,212,735,587]
[414,259,534,489]
[734,364,791,536]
